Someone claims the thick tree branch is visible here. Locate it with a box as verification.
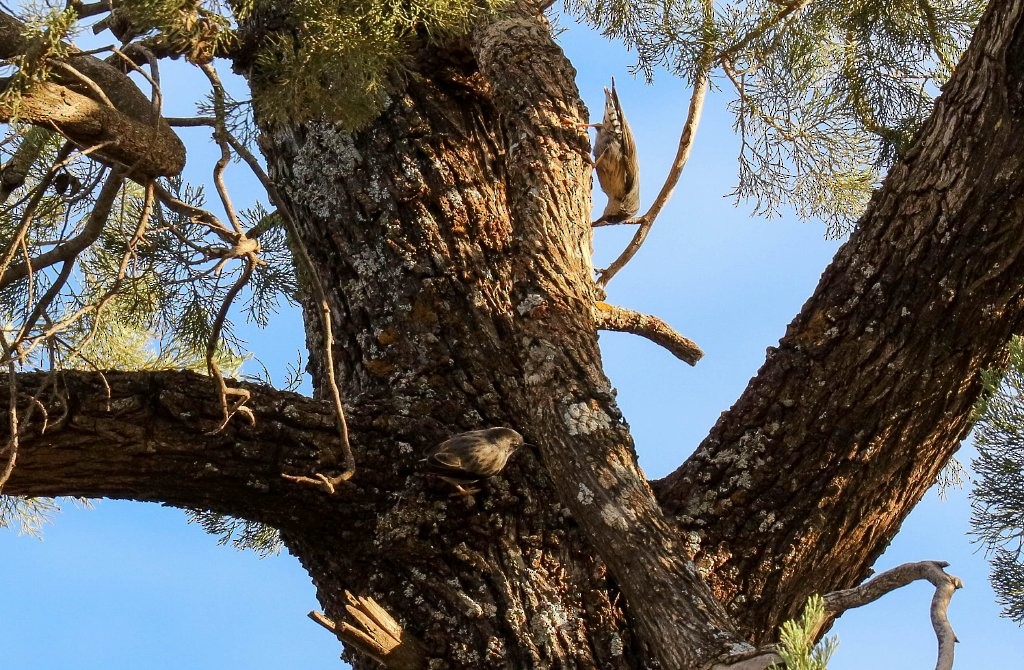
[472,12,747,668]
[0,9,185,178]
[0,370,354,524]
[655,0,1024,641]
[594,301,703,365]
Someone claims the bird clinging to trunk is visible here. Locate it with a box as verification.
[423,427,525,496]
[592,77,640,224]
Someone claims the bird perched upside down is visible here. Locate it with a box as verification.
[423,427,525,496]
[590,77,640,225]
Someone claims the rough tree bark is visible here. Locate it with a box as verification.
[4,0,1024,668]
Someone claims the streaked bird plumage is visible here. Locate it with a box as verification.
[424,427,525,494]
[592,77,640,224]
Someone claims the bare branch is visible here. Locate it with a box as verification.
[594,302,703,365]
[199,63,244,235]
[0,168,124,289]
[0,143,75,285]
[596,62,710,286]
[822,560,962,670]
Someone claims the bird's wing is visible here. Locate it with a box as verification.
[428,449,464,470]
[609,82,639,196]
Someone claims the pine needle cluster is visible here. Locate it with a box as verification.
[769,594,838,669]
[971,336,1024,623]
[564,0,984,235]
[247,0,508,128]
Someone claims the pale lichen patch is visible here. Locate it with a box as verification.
[608,632,624,656]
[577,483,594,504]
[564,399,611,435]
[600,503,629,531]
[517,293,546,315]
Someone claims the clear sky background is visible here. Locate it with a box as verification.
[2,5,1023,668]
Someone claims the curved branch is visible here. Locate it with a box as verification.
[596,62,710,286]
[594,301,703,365]
[0,9,185,178]
[823,561,962,670]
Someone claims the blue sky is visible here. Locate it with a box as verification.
[2,6,1023,669]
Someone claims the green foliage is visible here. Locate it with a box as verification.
[564,0,717,82]
[0,496,91,537]
[250,0,508,128]
[769,594,838,670]
[114,0,235,64]
[971,336,1024,623]
[184,508,282,557]
[0,5,76,112]
[241,204,299,329]
[564,0,984,235]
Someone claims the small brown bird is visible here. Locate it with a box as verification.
[591,77,640,224]
[423,427,525,495]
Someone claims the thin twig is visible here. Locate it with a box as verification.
[718,1,812,66]
[152,182,233,237]
[110,44,161,121]
[0,167,122,289]
[204,257,257,431]
[597,62,710,286]
[0,144,75,283]
[219,112,358,488]
[199,63,244,235]
[50,60,116,109]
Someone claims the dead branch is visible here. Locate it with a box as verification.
[310,591,427,670]
[594,301,703,365]
[822,560,962,670]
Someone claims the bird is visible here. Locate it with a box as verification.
[590,77,640,225]
[423,427,525,495]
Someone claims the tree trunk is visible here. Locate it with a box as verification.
[5,0,1024,668]
[240,7,745,667]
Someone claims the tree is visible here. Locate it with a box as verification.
[2,0,1023,668]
